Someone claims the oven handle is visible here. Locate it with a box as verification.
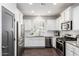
[56,41,64,45]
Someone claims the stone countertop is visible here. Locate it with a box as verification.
[66,41,79,48]
[26,35,54,37]
[26,36,45,38]
[26,36,59,38]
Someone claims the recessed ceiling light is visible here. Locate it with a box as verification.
[38,14,41,16]
[32,11,34,13]
[29,3,33,5]
[48,11,51,13]
[53,3,57,5]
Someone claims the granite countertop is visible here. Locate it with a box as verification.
[26,36,45,37]
[66,41,79,48]
[25,35,55,37]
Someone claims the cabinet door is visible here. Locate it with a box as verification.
[25,37,45,47]
[64,7,72,22]
[73,46,79,55]
[66,43,74,51]
[66,50,73,56]
[61,11,65,23]
[56,17,62,30]
[73,53,79,56]
[52,37,56,48]
[31,38,45,47]
[66,43,74,56]
[73,5,79,30]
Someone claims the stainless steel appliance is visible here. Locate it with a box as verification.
[56,36,77,56]
[45,37,52,48]
[56,38,65,55]
[61,21,72,30]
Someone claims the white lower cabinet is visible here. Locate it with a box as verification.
[66,50,73,56]
[66,43,73,56]
[73,46,79,55]
[52,37,56,48]
[66,43,74,51]
[25,37,45,47]
[73,53,79,56]
[66,42,79,56]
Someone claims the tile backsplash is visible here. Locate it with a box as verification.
[60,30,79,37]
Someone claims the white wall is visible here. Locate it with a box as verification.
[0,3,23,56]
[46,19,57,30]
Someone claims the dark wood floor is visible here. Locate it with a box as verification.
[22,48,63,56]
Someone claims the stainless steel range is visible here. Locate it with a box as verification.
[56,36,77,56]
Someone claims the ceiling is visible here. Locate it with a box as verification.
[17,3,73,16]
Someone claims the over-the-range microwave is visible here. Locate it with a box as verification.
[61,21,72,30]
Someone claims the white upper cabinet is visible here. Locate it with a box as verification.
[56,16,62,30]
[61,11,65,23]
[61,6,72,23]
[64,7,72,22]
[46,20,57,31]
[56,4,79,31]
[72,5,79,30]
[56,6,72,31]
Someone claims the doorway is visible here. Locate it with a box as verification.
[2,6,15,56]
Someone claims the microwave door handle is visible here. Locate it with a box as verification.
[67,24,69,30]
[67,24,69,28]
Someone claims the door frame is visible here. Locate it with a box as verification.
[16,21,19,56]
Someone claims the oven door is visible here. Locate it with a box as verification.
[56,40,65,55]
[56,42,64,51]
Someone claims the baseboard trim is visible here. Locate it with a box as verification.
[24,47,55,49]
[17,47,25,56]
[24,46,45,48]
